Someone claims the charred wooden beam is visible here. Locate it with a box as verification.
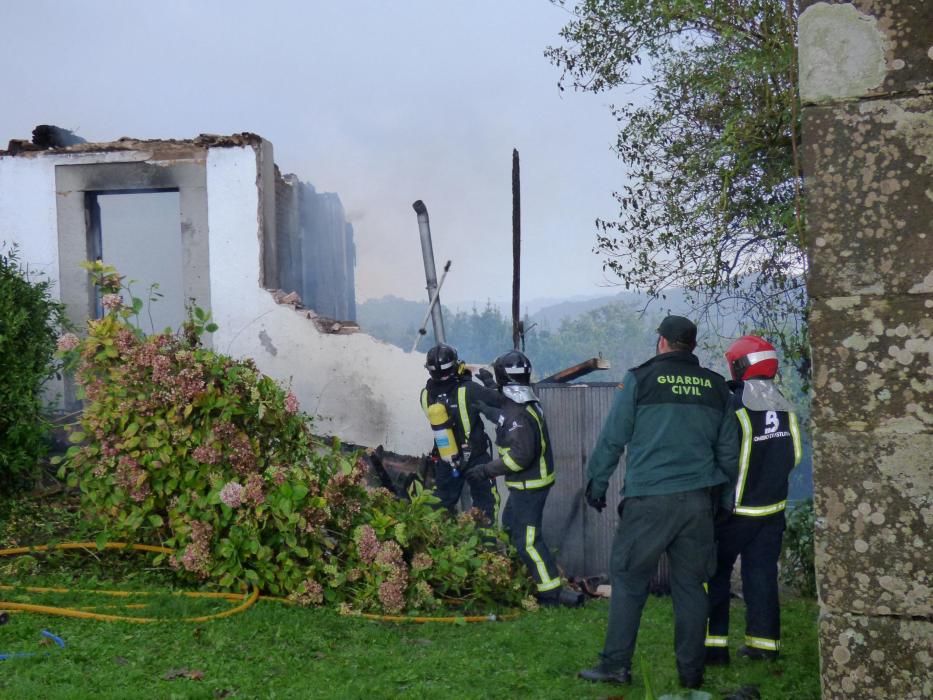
[539,356,611,384]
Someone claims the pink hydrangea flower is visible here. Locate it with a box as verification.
[179,521,213,578]
[56,333,80,352]
[192,444,221,465]
[411,552,434,572]
[284,391,299,414]
[219,481,245,508]
[101,293,123,311]
[378,580,406,614]
[291,578,324,606]
[356,525,380,564]
[244,473,265,505]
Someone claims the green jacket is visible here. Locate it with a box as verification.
[587,351,739,499]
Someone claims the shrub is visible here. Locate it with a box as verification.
[782,499,816,597]
[0,245,67,491]
[59,262,532,613]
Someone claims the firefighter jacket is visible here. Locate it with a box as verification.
[420,376,497,468]
[588,351,739,499]
[486,398,555,491]
[729,379,802,517]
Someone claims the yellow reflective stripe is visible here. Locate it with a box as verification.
[525,406,549,483]
[497,446,523,472]
[457,386,471,438]
[705,636,729,648]
[735,501,787,516]
[789,411,802,466]
[525,526,560,592]
[420,389,428,416]
[735,408,753,508]
[491,483,501,524]
[745,635,780,651]
[505,473,556,490]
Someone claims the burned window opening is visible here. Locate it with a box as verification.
[85,190,185,334]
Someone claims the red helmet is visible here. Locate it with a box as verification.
[725,336,778,381]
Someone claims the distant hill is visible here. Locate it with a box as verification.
[356,295,426,349]
[528,288,697,330]
[358,288,731,354]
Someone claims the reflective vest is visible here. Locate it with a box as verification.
[494,402,555,491]
[732,380,802,517]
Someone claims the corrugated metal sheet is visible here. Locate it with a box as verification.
[537,383,625,578]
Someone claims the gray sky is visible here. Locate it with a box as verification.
[1,0,626,308]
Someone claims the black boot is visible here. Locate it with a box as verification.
[578,665,632,685]
[558,588,585,607]
[705,647,730,666]
[738,645,778,661]
[537,587,585,608]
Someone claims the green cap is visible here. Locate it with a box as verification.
[657,315,697,345]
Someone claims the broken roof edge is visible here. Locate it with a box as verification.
[1,131,265,158]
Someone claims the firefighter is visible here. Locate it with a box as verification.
[579,316,739,689]
[465,350,584,607]
[705,336,803,664]
[421,343,499,523]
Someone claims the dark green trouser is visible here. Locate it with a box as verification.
[600,489,715,680]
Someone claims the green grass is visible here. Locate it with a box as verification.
[1,496,821,699]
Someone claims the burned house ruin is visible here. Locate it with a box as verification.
[0,130,426,454]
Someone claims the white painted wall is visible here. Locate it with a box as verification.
[206,146,430,455]
[0,155,60,287]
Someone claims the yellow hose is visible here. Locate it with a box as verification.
[0,587,259,624]
[347,610,519,624]
[0,541,257,623]
[0,542,172,557]
[1,541,515,624]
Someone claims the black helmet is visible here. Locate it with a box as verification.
[425,343,459,381]
[493,350,532,387]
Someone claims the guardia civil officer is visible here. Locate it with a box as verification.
[704,336,802,664]
[465,350,584,607]
[421,343,499,523]
[579,316,739,689]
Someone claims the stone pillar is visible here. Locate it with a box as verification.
[798,2,932,698]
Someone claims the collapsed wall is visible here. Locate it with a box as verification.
[274,171,356,322]
[798,2,932,697]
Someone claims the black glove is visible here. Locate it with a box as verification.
[465,464,490,485]
[476,368,496,388]
[585,481,606,513]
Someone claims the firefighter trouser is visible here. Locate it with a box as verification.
[706,512,785,655]
[433,455,498,524]
[501,486,561,595]
[601,489,715,680]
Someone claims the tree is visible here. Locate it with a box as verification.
[446,303,514,364]
[529,302,656,382]
[0,245,67,490]
[547,0,807,372]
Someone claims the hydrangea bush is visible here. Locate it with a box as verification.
[58,262,532,613]
[0,244,68,489]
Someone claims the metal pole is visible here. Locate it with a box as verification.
[511,149,521,350]
[411,261,452,353]
[413,200,446,344]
